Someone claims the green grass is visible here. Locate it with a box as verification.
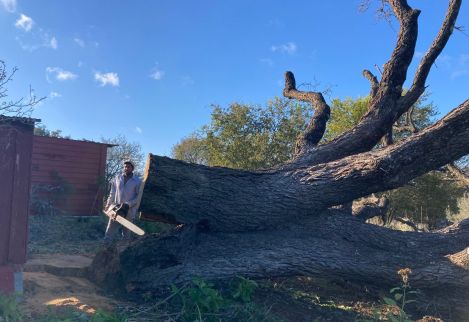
[0,292,23,322]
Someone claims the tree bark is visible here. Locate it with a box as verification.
[90,213,469,317]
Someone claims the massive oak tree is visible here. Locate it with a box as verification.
[91,0,469,318]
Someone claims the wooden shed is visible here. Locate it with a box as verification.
[0,116,37,294]
[30,136,113,216]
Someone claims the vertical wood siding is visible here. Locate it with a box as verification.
[0,120,34,266]
[31,136,108,216]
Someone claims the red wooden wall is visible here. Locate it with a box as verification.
[0,117,35,293]
[31,136,110,215]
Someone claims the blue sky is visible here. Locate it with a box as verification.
[1,0,468,157]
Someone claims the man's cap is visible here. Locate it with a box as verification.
[124,160,134,169]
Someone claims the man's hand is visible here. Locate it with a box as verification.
[105,205,118,220]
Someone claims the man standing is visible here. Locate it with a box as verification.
[104,160,141,241]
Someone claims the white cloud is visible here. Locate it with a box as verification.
[74,38,85,47]
[49,91,62,99]
[16,30,58,51]
[15,14,34,32]
[46,67,78,81]
[135,127,142,134]
[150,69,165,80]
[95,72,119,87]
[49,36,58,49]
[271,42,297,55]
[0,0,16,12]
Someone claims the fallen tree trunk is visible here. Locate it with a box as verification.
[138,100,469,232]
[90,212,469,317]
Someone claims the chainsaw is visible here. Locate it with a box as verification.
[103,203,145,236]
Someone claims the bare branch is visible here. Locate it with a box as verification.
[375,0,418,99]
[0,60,46,118]
[362,69,379,98]
[283,71,331,154]
[402,0,462,108]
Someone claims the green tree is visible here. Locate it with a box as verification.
[171,133,208,165]
[34,124,70,138]
[387,172,464,229]
[172,97,313,170]
[101,134,144,187]
[323,96,370,141]
[324,93,437,142]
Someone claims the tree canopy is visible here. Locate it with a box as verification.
[172,97,312,170]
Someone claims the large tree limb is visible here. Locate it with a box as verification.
[282,71,330,154]
[139,100,469,232]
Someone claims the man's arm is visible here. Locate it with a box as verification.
[105,178,117,210]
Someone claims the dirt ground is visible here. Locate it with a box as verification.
[21,215,446,322]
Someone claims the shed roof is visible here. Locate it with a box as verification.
[33,135,117,148]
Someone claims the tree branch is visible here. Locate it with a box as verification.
[283,71,331,154]
[402,0,462,109]
[362,69,379,98]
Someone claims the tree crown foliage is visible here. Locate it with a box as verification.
[34,125,70,138]
[172,97,313,170]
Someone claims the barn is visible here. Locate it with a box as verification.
[30,136,114,216]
